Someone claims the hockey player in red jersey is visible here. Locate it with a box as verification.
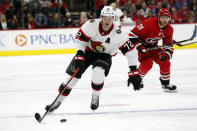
[128,8,177,92]
[44,6,141,112]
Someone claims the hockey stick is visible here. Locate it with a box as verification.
[146,25,197,51]
[34,67,80,123]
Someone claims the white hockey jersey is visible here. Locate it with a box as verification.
[75,19,138,66]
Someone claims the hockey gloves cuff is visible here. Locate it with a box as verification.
[127,66,143,91]
[74,50,86,69]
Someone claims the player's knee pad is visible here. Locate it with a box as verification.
[93,59,111,76]
[59,74,79,96]
[91,67,105,91]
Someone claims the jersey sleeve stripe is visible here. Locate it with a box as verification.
[119,40,135,55]
[75,29,91,42]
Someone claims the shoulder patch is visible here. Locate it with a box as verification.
[89,19,95,23]
[116,29,121,34]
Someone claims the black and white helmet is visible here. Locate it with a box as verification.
[101,6,115,17]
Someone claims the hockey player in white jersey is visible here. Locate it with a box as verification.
[45,6,141,112]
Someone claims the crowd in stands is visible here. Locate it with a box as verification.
[0,0,196,30]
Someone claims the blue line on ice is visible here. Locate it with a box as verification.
[0,107,197,119]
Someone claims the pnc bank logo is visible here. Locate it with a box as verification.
[15,34,27,47]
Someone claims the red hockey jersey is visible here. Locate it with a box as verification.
[129,17,174,48]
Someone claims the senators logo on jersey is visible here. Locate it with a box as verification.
[95,45,106,52]
[91,41,106,53]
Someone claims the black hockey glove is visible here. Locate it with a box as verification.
[74,50,86,69]
[127,66,143,91]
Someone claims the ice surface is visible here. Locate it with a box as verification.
[0,49,197,131]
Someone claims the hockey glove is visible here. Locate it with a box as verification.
[74,50,86,69]
[159,49,173,61]
[129,38,146,54]
[135,43,146,54]
[127,66,143,91]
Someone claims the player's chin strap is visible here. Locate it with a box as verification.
[146,25,197,52]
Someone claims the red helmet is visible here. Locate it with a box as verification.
[158,8,171,17]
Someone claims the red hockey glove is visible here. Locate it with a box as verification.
[127,66,143,91]
[159,49,173,61]
[74,50,86,69]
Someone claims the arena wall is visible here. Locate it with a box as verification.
[0,24,196,56]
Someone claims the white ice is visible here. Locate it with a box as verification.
[0,49,197,131]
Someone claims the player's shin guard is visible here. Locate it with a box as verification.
[91,67,105,111]
[159,77,177,93]
[45,74,79,112]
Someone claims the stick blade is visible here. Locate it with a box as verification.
[35,113,42,123]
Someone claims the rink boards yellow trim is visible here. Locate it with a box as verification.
[173,43,197,49]
[0,44,196,56]
[0,48,76,56]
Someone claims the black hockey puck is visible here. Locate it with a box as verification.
[60,119,67,123]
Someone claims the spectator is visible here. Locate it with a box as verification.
[146,9,154,19]
[13,0,21,15]
[0,1,9,14]
[51,0,58,8]
[0,14,8,30]
[110,3,123,27]
[119,0,128,7]
[49,12,60,28]
[177,4,189,23]
[171,7,181,24]
[8,15,19,29]
[161,0,169,8]
[189,0,197,12]
[132,10,145,25]
[27,14,35,29]
[22,2,30,28]
[148,0,157,16]
[115,0,121,8]
[5,2,16,21]
[35,10,48,28]
[63,12,75,27]
[140,1,151,18]
[28,0,41,11]
[121,9,135,25]
[121,0,131,13]
[135,0,142,10]
[43,1,57,22]
[95,0,108,17]
[31,2,40,17]
[155,2,162,15]
[173,0,184,11]
[188,11,196,23]
[130,4,137,16]
[60,1,68,17]
[39,0,48,7]
[79,12,88,27]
